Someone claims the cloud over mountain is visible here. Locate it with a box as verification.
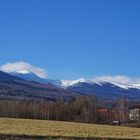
[92,75,140,85]
[0,61,47,78]
[1,62,140,87]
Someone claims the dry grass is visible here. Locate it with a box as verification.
[0,118,140,139]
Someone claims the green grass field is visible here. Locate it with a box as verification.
[0,118,140,139]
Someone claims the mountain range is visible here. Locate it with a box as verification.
[0,69,139,101]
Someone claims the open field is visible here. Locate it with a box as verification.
[0,118,140,140]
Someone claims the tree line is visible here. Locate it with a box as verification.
[0,96,135,124]
[0,97,97,123]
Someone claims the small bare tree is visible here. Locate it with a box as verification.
[118,96,125,123]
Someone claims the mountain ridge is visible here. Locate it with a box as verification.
[5,70,140,90]
[1,69,140,100]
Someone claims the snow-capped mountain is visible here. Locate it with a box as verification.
[59,78,140,89]
[1,68,140,100]
[8,69,140,90]
[61,79,140,100]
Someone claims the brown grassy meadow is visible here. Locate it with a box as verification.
[0,118,140,139]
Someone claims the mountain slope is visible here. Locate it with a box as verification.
[10,71,60,86]
[0,71,79,101]
[11,71,47,83]
[0,71,22,81]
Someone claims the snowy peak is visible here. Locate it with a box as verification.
[59,79,140,90]
[60,78,103,88]
[60,78,87,87]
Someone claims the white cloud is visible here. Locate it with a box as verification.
[0,61,47,78]
[92,75,140,85]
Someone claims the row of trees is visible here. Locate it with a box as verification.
[0,97,133,124]
[0,97,97,123]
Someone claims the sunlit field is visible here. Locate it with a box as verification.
[0,118,140,139]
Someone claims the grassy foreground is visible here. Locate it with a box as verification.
[0,118,140,139]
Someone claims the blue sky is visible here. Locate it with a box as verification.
[0,0,140,79]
